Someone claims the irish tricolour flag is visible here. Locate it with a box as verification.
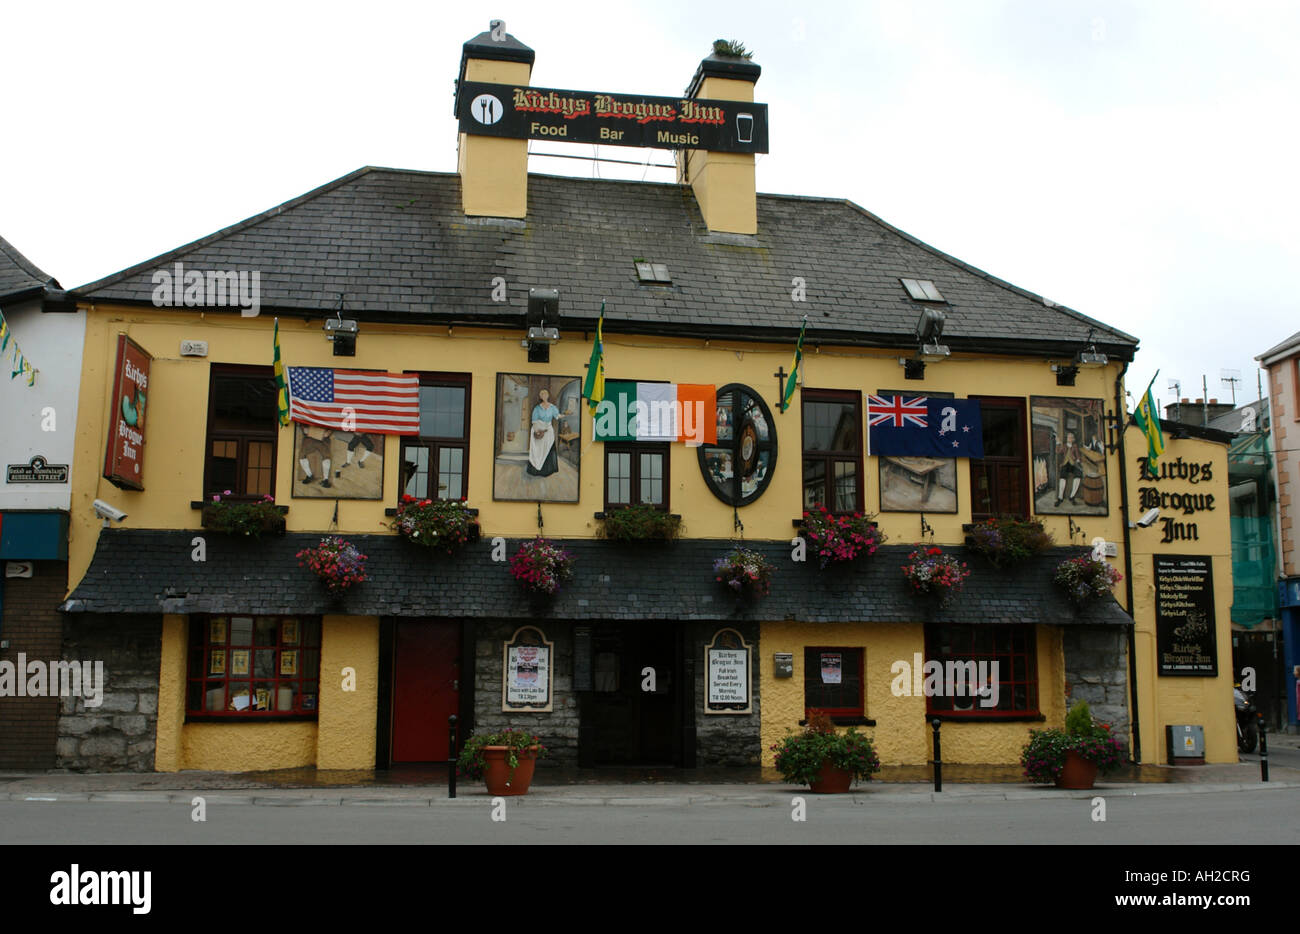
[593,381,717,446]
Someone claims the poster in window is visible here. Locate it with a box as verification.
[877,389,957,513]
[292,424,385,500]
[209,649,227,676]
[820,653,842,684]
[230,649,249,676]
[493,374,582,502]
[209,619,227,644]
[280,650,299,676]
[1030,396,1108,515]
[1154,554,1219,676]
[282,619,299,645]
[501,626,554,711]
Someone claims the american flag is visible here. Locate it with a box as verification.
[867,395,928,428]
[286,367,420,435]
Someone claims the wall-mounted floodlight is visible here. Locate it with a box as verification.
[915,307,949,361]
[324,295,357,356]
[525,288,561,362]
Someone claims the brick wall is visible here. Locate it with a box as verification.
[0,561,68,769]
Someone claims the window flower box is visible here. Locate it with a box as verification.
[963,516,1053,568]
[510,537,574,597]
[201,492,287,538]
[596,504,683,542]
[901,547,970,607]
[391,494,479,554]
[800,503,885,569]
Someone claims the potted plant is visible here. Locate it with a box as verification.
[713,546,776,600]
[965,516,1053,568]
[391,494,478,554]
[1053,554,1123,606]
[296,536,368,597]
[901,547,971,606]
[1021,700,1126,789]
[801,503,886,569]
[510,537,574,596]
[459,728,549,796]
[599,504,683,542]
[770,710,881,793]
[202,491,286,537]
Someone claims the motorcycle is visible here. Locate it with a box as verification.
[1234,685,1259,754]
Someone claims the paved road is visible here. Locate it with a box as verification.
[4,786,1297,845]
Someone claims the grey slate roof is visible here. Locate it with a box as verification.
[63,530,1131,626]
[74,168,1138,358]
[0,234,57,303]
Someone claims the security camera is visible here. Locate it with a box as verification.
[1135,507,1159,528]
[93,500,127,523]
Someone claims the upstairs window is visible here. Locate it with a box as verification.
[401,374,471,501]
[605,442,669,511]
[969,396,1029,520]
[801,390,864,513]
[204,365,277,499]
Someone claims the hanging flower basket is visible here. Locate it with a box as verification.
[296,536,368,596]
[1053,554,1122,606]
[201,492,286,538]
[801,503,885,569]
[510,537,574,596]
[965,516,1053,568]
[713,546,776,600]
[391,494,479,554]
[901,547,970,607]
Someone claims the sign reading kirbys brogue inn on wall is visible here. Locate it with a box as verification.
[457,81,770,153]
[103,334,151,491]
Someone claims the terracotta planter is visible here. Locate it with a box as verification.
[482,745,539,796]
[1055,749,1099,789]
[808,759,853,794]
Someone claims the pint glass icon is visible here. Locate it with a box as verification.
[736,112,754,144]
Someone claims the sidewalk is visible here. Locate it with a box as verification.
[3,760,1297,807]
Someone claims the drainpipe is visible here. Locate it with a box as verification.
[1115,360,1141,764]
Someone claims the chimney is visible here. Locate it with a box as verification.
[677,49,761,235]
[456,25,534,218]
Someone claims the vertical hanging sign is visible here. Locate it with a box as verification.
[103,334,151,490]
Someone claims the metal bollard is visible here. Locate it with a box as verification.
[1258,714,1268,783]
[930,718,942,793]
[448,714,458,798]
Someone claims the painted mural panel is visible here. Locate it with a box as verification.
[1030,396,1107,515]
[292,424,385,499]
[493,373,582,502]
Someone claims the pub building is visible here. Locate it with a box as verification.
[51,27,1236,776]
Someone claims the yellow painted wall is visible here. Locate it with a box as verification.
[180,722,319,772]
[66,304,1133,591]
[1125,426,1236,763]
[679,75,757,234]
[760,621,1067,768]
[458,56,532,218]
[316,615,379,770]
[154,615,188,771]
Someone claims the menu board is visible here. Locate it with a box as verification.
[705,629,751,714]
[502,626,554,711]
[1154,554,1218,676]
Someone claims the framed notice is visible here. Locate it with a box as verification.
[1154,554,1219,676]
[705,628,752,714]
[821,653,842,684]
[280,650,299,676]
[102,334,152,490]
[502,626,554,712]
[209,649,227,676]
[230,650,249,676]
[209,619,227,644]
[282,619,299,645]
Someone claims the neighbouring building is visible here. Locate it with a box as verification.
[1257,333,1300,729]
[0,235,84,768]
[52,27,1238,775]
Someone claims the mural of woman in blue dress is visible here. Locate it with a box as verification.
[527,388,561,477]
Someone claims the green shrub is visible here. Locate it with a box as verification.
[599,504,682,542]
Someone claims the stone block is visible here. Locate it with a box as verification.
[114,715,149,736]
[56,737,79,758]
[137,693,158,715]
[98,692,138,713]
[79,735,127,757]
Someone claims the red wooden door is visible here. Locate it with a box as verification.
[392,621,459,763]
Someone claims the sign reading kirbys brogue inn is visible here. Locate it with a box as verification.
[457,81,770,153]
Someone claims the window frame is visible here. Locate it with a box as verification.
[186,615,322,721]
[203,364,279,501]
[803,646,865,720]
[923,624,1040,720]
[399,372,472,503]
[801,388,865,515]
[603,441,671,511]
[968,395,1030,521]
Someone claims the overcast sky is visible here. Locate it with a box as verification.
[3,0,1295,413]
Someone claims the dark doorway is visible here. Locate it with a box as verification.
[583,623,684,766]
[389,620,460,763]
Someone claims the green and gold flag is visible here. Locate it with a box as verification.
[781,317,806,412]
[1133,371,1165,475]
[273,318,290,426]
[583,301,606,415]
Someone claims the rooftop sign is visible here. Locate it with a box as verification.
[457,81,769,153]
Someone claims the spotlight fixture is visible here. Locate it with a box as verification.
[1072,329,1108,368]
[324,294,358,356]
[525,288,561,362]
[915,307,949,361]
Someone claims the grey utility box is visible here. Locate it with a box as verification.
[1165,724,1206,763]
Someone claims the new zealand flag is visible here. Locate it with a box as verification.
[867,396,985,458]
